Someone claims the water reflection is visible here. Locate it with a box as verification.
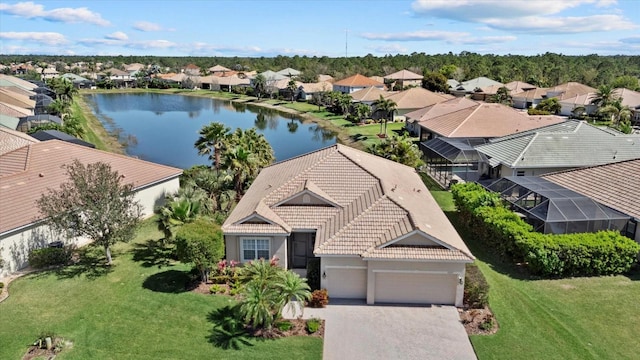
[85,93,336,169]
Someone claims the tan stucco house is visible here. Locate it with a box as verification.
[222,144,474,306]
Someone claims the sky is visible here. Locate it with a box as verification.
[0,0,639,57]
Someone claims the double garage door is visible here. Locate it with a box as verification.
[326,268,457,305]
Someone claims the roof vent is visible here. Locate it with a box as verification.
[39,173,44,177]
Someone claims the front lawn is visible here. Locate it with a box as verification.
[429,190,640,360]
[0,219,322,360]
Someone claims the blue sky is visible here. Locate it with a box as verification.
[1,0,638,57]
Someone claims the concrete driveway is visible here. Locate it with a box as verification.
[284,301,477,360]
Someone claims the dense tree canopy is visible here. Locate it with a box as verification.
[3,53,639,88]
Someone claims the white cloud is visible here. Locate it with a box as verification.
[410,0,633,34]
[0,31,67,45]
[361,31,516,45]
[125,39,177,49]
[372,44,409,54]
[133,21,163,32]
[105,31,128,41]
[0,1,110,26]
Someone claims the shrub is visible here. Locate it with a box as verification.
[175,218,224,282]
[479,315,495,331]
[307,289,329,308]
[209,284,226,294]
[276,320,293,332]
[450,183,640,277]
[28,246,74,269]
[306,258,321,291]
[464,264,489,308]
[306,318,321,334]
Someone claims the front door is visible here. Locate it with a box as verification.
[291,232,315,268]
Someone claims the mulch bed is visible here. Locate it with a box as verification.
[22,337,71,360]
[458,307,498,335]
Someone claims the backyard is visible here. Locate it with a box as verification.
[430,186,640,360]
[0,219,322,360]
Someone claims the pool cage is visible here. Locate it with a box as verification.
[420,137,488,187]
[485,176,630,234]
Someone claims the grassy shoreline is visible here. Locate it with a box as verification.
[76,88,408,154]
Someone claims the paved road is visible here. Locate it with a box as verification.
[284,301,477,360]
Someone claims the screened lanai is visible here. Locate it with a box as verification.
[486,176,630,234]
[420,137,488,187]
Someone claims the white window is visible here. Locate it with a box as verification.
[241,237,270,262]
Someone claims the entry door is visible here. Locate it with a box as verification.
[291,233,315,268]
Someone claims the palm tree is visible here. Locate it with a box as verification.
[490,86,512,105]
[336,93,352,116]
[590,85,618,107]
[354,103,371,124]
[186,168,234,213]
[598,102,632,126]
[156,197,202,241]
[373,95,397,136]
[47,99,71,119]
[276,271,311,318]
[223,146,257,202]
[287,79,298,102]
[194,122,231,170]
[253,74,266,100]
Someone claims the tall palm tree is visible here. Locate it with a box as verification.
[373,95,397,136]
[287,79,298,102]
[223,146,257,202]
[253,74,266,100]
[354,103,371,124]
[194,122,231,170]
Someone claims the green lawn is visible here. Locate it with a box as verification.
[428,189,640,360]
[0,219,322,360]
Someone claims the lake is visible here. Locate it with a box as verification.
[84,93,336,169]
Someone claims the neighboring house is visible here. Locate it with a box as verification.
[449,77,503,97]
[513,82,595,110]
[217,75,251,92]
[383,69,424,89]
[99,68,133,87]
[124,63,146,72]
[41,67,59,80]
[296,81,332,101]
[333,74,385,94]
[60,73,94,89]
[384,87,453,117]
[350,86,392,105]
[276,68,301,78]
[0,86,35,99]
[318,74,334,83]
[0,88,36,112]
[222,144,474,306]
[0,138,182,275]
[17,114,62,132]
[182,64,201,76]
[542,158,640,242]
[0,126,38,155]
[208,65,232,75]
[475,120,640,179]
[474,81,537,101]
[0,101,33,122]
[405,97,564,141]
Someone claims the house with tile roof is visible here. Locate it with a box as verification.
[405,97,564,141]
[542,158,640,242]
[475,120,640,179]
[0,139,182,276]
[473,81,537,101]
[333,74,385,94]
[449,77,503,97]
[512,82,596,110]
[350,86,392,105]
[222,144,474,306]
[383,69,424,89]
[384,87,453,117]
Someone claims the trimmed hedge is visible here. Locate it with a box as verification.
[464,264,489,308]
[451,182,640,277]
[28,246,74,269]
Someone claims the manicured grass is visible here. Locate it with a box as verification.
[72,97,123,154]
[429,190,640,360]
[0,219,322,360]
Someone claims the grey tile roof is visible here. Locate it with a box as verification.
[542,158,640,220]
[222,144,474,261]
[476,121,640,168]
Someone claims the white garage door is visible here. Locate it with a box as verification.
[326,268,367,299]
[374,272,457,305]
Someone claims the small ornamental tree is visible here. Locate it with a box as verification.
[174,218,224,282]
[368,135,425,168]
[37,160,142,265]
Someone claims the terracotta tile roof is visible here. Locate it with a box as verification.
[615,88,640,108]
[481,81,536,95]
[0,126,38,155]
[223,144,474,261]
[384,69,423,81]
[333,74,384,87]
[298,81,332,94]
[548,82,596,100]
[0,101,32,118]
[0,140,182,235]
[512,87,550,101]
[407,98,565,138]
[542,158,640,220]
[384,87,452,110]
[1,86,36,98]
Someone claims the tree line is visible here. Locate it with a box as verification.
[2,53,638,88]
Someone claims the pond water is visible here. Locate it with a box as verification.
[84,93,336,169]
